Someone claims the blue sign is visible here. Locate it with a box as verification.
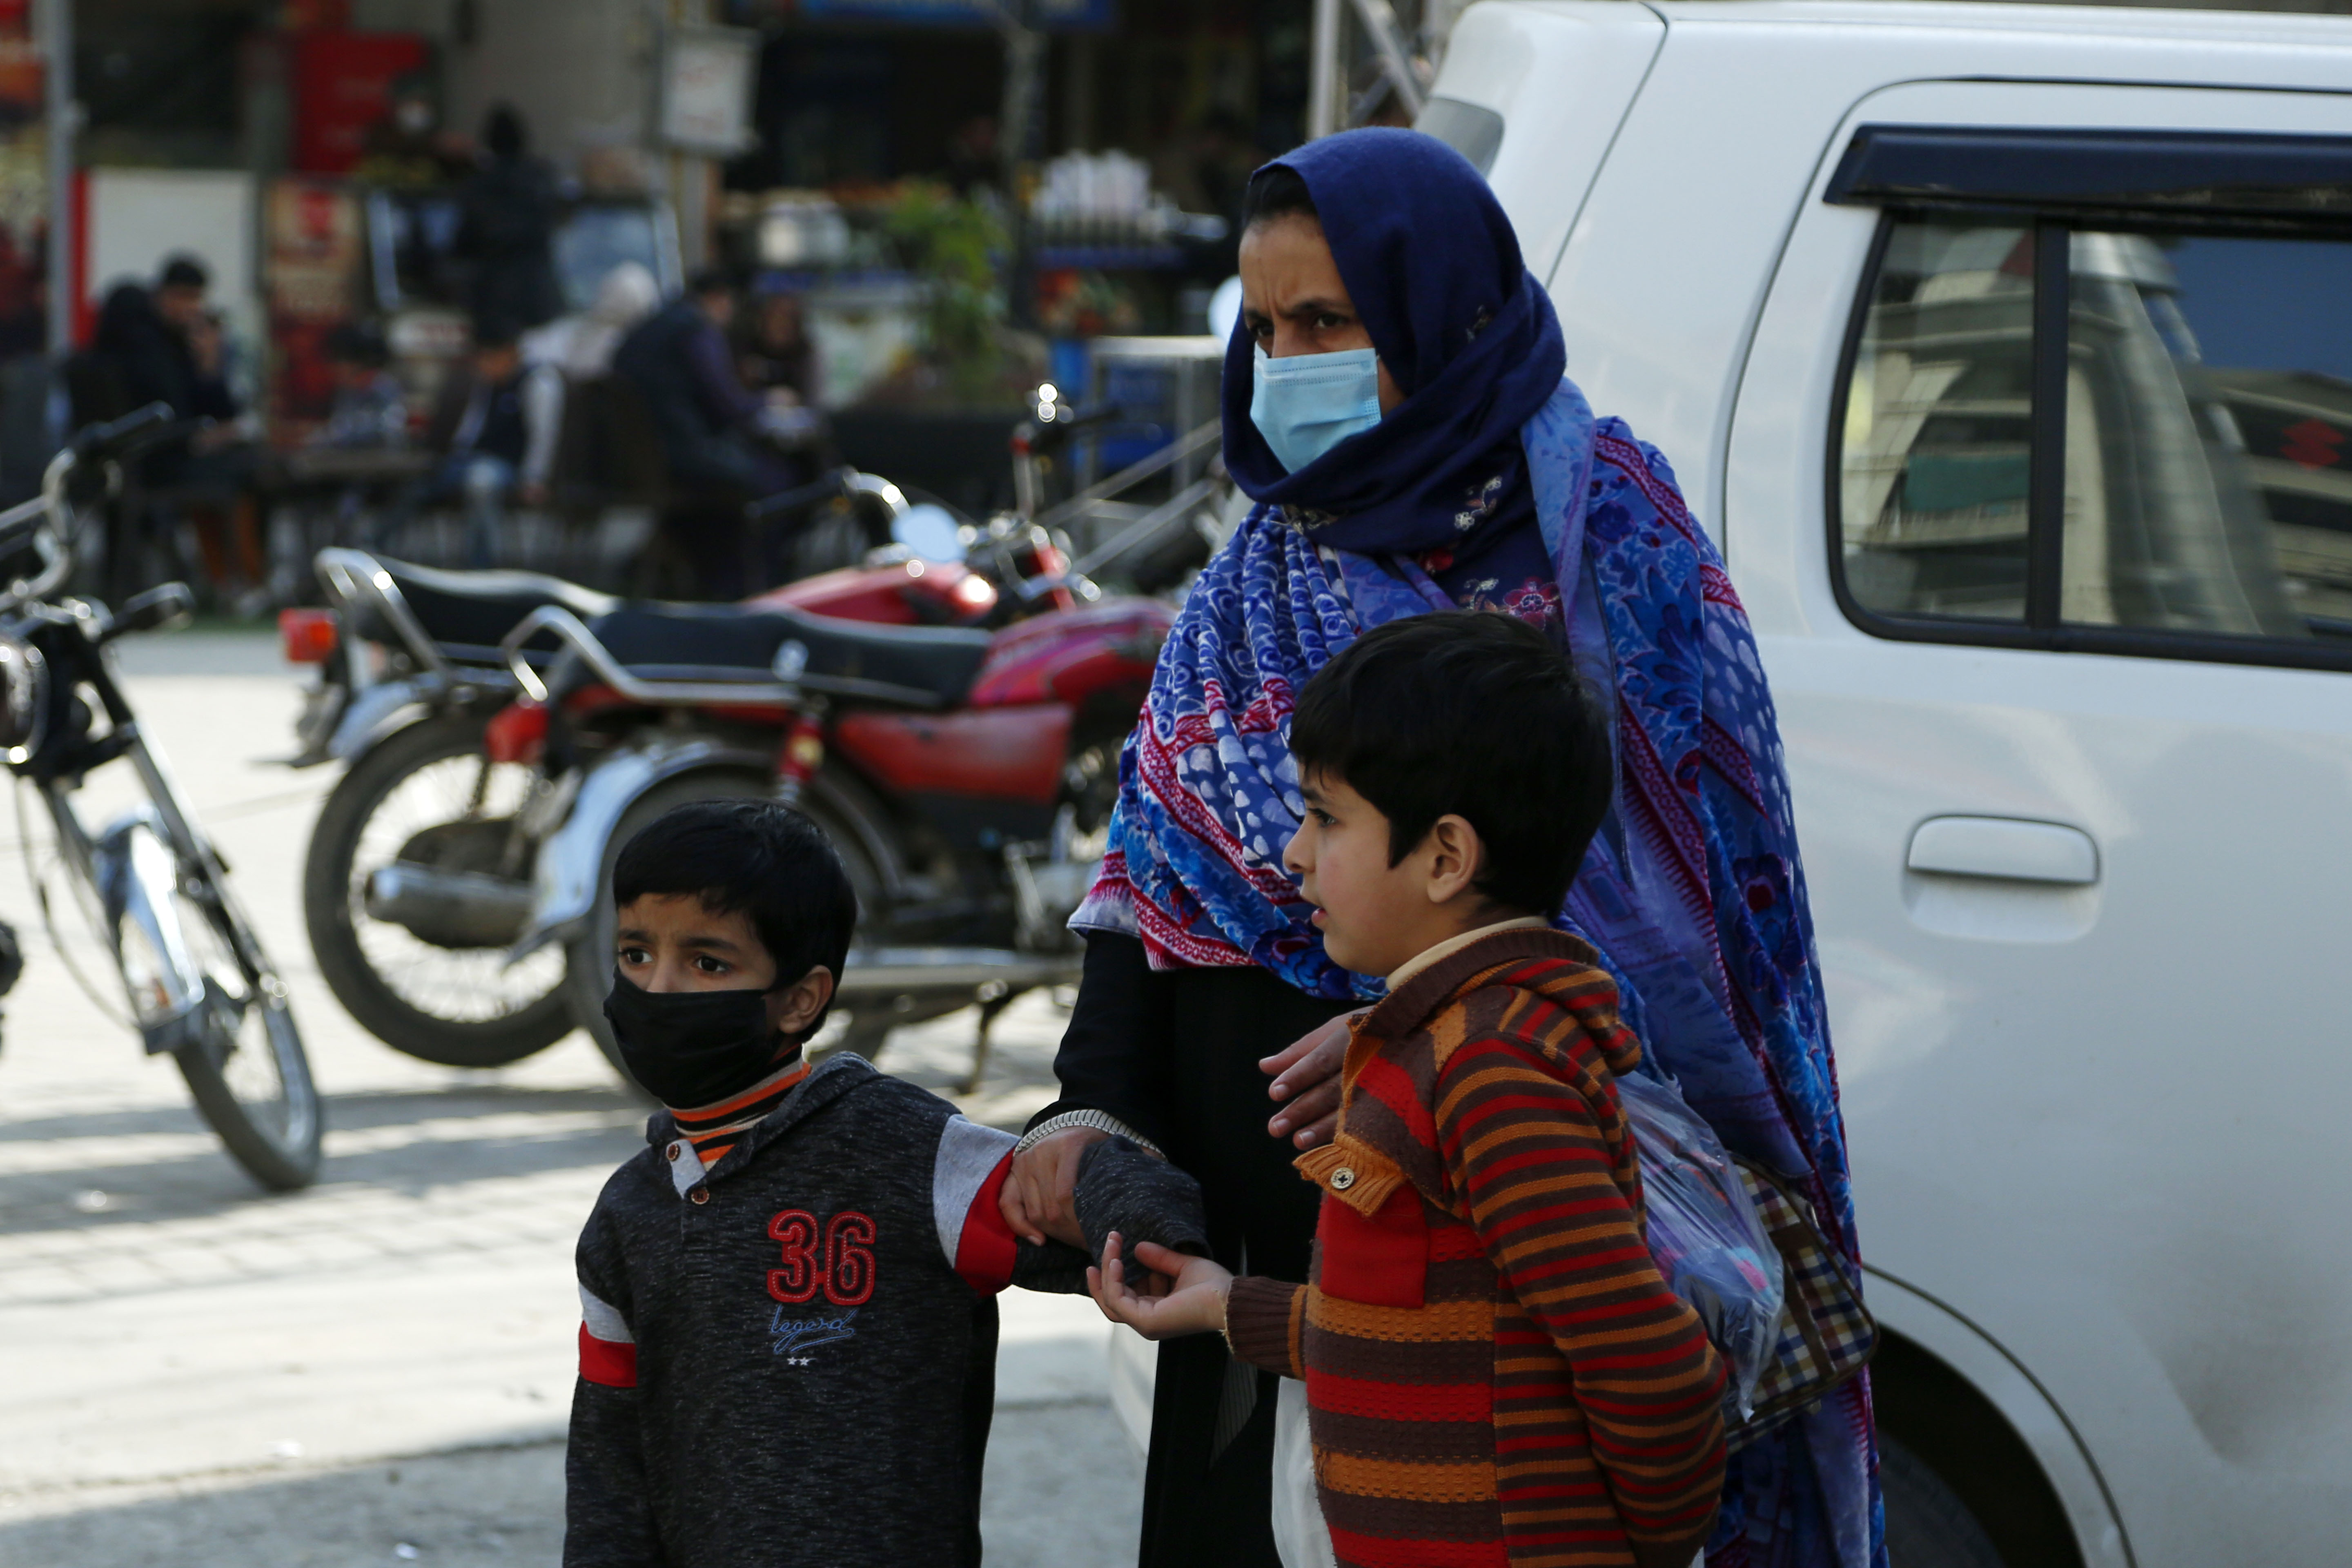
[797,0,1115,29]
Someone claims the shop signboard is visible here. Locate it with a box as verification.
[0,0,42,357]
[291,32,432,176]
[660,24,760,155]
[795,0,1116,30]
[264,178,361,441]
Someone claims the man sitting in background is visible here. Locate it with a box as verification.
[87,254,263,605]
[613,268,817,597]
[381,323,561,567]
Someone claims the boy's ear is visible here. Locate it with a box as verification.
[770,965,837,1039]
[1423,814,1486,906]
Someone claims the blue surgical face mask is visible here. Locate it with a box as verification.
[1249,345,1381,474]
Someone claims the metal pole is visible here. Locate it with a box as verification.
[1308,0,1343,141]
[1345,0,1425,121]
[39,0,71,357]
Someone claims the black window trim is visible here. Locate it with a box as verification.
[1824,199,2352,677]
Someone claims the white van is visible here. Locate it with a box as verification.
[1415,3,2352,1564]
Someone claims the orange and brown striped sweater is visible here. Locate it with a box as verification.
[1223,927,1726,1568]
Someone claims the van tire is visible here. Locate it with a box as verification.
[1883,1433,2006,1568]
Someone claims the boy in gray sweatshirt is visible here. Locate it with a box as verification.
[564,799,1198,1567]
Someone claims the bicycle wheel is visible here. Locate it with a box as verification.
[303,714,570,1067]
[171,866,323,1190]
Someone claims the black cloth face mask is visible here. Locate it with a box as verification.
[603,972,783,1108]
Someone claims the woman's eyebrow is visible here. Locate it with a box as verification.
[1280,296,1354,320]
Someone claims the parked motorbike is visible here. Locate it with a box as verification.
[495,563,1169,1089]
[489,395,1185,1086]
[2,405,321,1187]
[285,472,936,1067]
[328,390,1205,1089]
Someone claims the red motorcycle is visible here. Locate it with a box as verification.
[479,551,1166,1084]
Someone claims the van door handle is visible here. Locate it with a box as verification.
[1907,817,2099,885]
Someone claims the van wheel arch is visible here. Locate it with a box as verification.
[1873,1331,2086,1568]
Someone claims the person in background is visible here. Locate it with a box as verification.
[384,323,562,567]
[89,254,263,604]
[314,320,407,450]
[94,255,239,437]
[735,287,818,408]
[612,268,808,597]
[456,105,565,336]
[357,73,473,188]
[526,261,661,383]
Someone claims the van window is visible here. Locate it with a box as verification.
[1840,221,2036,622]
[1837,214,2352,662]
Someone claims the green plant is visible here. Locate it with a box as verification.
[884,181,1009,400]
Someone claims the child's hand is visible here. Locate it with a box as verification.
[1087,1232,1232,1340]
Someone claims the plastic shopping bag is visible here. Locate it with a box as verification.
[1618,1070,1784,1420]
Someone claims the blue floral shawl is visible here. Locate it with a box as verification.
[1073,376,1886,1568]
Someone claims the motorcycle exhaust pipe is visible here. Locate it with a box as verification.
[365,863,537,951]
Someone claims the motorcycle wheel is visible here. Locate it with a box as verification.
[171,867,323,1191]
[303,714,572,1067]
[559,768,887,1091]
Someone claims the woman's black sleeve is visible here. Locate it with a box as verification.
[1025,931,1176,1149]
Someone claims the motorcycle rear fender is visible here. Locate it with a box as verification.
[92,812,207,1053]
[325,676,431,764]
[510,739,780,959]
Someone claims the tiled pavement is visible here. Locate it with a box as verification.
[0,636,1141,1564]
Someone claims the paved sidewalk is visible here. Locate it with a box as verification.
[0,635,1143,1564]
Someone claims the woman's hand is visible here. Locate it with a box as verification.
[998,1126,1107,1249]
[1088,1232,1233,1340]
[1262,1008,1369,1149]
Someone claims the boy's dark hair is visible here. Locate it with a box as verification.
[612,799,858,1040]
[1290,610,1612,918]
[1242,163,1318,231]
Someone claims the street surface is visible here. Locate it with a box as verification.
[0,632,1141,1566]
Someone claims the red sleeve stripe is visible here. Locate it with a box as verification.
[579,1323,638,1388]
[933,1115,1021,1293]
[953,1151,1019,1293]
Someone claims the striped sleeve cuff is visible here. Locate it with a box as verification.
[934,1115,1020,1294]
[1223,1276,1305,1380]
[578,1285,637,1388]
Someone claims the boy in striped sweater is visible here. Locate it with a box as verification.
[1091,610,1728,1568]
[565,800,1206,1567]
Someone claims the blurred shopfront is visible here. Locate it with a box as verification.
[711,0,1310,510]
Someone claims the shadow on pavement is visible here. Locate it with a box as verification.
[0,1085,645,1239]
[0,1441,565,1568]
[0,1403,1143,1568]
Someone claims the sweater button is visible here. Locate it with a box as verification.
[1331,1167,1356,1191]
[666,1143,681,1160]
[689,1187,710,1205]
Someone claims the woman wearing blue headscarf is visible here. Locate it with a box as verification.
[1004,128,1881,1568]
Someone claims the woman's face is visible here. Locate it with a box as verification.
[1238,214,1403,414]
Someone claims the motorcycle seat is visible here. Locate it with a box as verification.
[364,558,619,666]
[583,604,996,710]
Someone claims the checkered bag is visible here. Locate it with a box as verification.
[1724,1160,1879,1452]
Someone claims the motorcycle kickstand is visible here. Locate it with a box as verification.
[958,982,1018,1097]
